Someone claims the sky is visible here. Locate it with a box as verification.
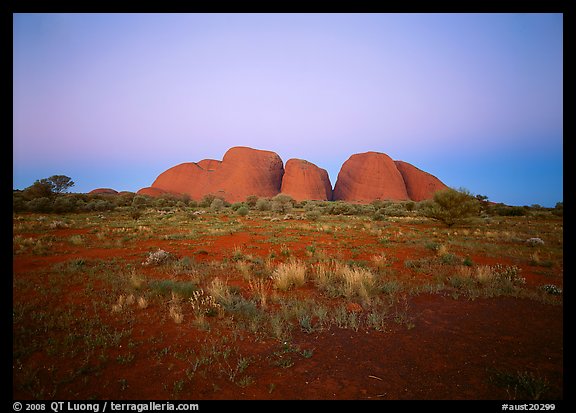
[13,13,563,207]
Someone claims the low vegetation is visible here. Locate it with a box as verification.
[12,182,563,400]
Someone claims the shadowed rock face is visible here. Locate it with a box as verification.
[394,161,449,202]
[149,147,284,203]
[281,159,333,201]
[333,152,410,202]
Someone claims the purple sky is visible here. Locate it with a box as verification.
[13,13,563,206]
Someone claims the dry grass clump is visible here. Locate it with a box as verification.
[248,277,272,308]
[313,261,377,304]
[236,261,253,280]
[189,288,223,317]
[207,277,234,307]
[371,253,389,272]
[169,292,184,324]
[272,259,307,291]
[474,265,495,284]
[111,294,136,313]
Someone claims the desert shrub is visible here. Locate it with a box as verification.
[256,198,271,211]
[210,197,225,212]
[382,203,408,217]
[153,197,170,208]
[271,194,294,214]
[423,188,480,227]
[372,209,387,221]
[13,192,27,212]
[149,280,197,299]
[245,195,259,208]
[490,370,551,400]
[26,197,53,212]
[551,202,563,217]
[129,208,143,220]
[371,199,385,210]
[305,209,321,221]
[237,206,249,217]
[53,196,78,213]
[230,202,245,211]
[113,192,135,207]
[84,199,114,211]
[199,194,217,208]
[490,204,526,216]
[22,181,54,200]
[131,195,150,209]
[326,201,358,215]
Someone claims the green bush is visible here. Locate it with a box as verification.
[245,195,259,208]
[491,204,527,216]
[237,206,249,216]
[26,197,53,212]
[424,188,480,227]
[53,196,78,213]
[271,194,294,214]
[132,195,150,209]
[85,199,115,212]
[256,198,271,211]
[210,197,225,212]
[305,209,321,221]
[199,194,217,208]
[551,202,563,217]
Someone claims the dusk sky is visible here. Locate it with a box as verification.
[13,13,563,207]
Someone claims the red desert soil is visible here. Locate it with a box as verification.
[13,217,563,400]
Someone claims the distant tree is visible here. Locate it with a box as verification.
[552,202,563,217]
[22,180,53,200]
[42,175,75,194]
[22,175,74,200]
[424,188,481,227]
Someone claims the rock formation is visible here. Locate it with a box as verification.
[394,161,448,202]
[333,152,410,202]
[149,146,284,203]
[137,187,170,197]
[139,147,449,204]
[89,188,118,195]
[280,159,333,201]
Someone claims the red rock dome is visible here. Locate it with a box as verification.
[333,152,410,202]
[280,159,333,201]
